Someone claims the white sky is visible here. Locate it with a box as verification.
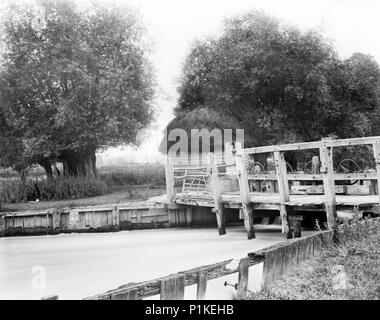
[3,0,380,163]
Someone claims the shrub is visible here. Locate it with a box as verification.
[99,164,166,187]
[0,177,110,203]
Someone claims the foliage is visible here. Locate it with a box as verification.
[0,176,110,203]
[164,11,380,156]
[0,0,155,177]
[99,164,165,187]
[247,218,380,300]
[0,163,165,207]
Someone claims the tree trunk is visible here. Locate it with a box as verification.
[53,163,61,177]
[61,150,97,178]
[40,160,53,179]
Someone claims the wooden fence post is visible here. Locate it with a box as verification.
[0,214,6,237]
[237,257,250,297]
[373,142,380,204]
[185,206,193,227]
[273,151,290,235]
[160,274,185,300]
[165,157,175,206]
[196,269,208,300]
[235,142,255,239]
[312,156,320,174]
[112,206,120,229]
[208,153,226,235]
[320,138,338,242]
[267,157,277,193]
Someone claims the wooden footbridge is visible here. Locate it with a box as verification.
[163,136,380,239]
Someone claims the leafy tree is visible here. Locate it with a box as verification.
[163,11,380,167]
[0,0,155,177]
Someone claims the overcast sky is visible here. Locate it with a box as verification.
[3,0,380,163]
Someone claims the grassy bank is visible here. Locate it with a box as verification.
[0,164,166,212]
[248,218,380,300]
[0,186,167,212]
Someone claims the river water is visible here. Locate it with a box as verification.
[0,225,315,300]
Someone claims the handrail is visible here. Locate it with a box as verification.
[243,136,380,155]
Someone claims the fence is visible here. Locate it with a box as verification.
[165,135,380,239]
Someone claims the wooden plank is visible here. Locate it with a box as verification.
[111,289,138,300]
[235,142,255,239]
[291,184,370,195]
[185,206,193,227]
[0,215,6,236]
[313,233,323,256]
[249,172,378,182]
[112,206,120,227]
[244,136,380,155]
[237,257,250,297]
[290,240,299,267]
[286,215,302,239]
[208,153,226,235]
[196,269,208,300]
[267,157,277,193]
[52,211,60,229]
[262,250,276,289]
[274,151,290,234]
[373,142,380,205]
[312,156,320,174]
[281,244,292,275]
[305,236,314,259]
[272,247,284,281]
[297,238,307,264]
[41,294,58,300]
[160,275,185,300]
[320,140,338,242]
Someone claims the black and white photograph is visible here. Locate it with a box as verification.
[0,0,379,308]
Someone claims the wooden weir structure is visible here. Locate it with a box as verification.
[164,136,380,239]
[40,136,380,300]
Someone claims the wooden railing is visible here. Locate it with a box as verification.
[165,136,380,240]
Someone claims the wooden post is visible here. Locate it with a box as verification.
[267,157,276,193]
[185,206,193,227]
[224,142,238,192]
[312,156,320,174]
[160,274,185,300]
[235,142,255,239]
[0,214,6,237]
[373,142,380,204]
[273,151,290,235]
[237,257,250,297]
[287,215,302,239]
[52,211,60,230]
[165,157,175,206]
[320,139,338,241]
[196,269,208,300]
[208,153,226,235]
[112,206,120,229]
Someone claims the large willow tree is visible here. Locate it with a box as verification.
[0,0,155,177]
[163,11,380,165]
